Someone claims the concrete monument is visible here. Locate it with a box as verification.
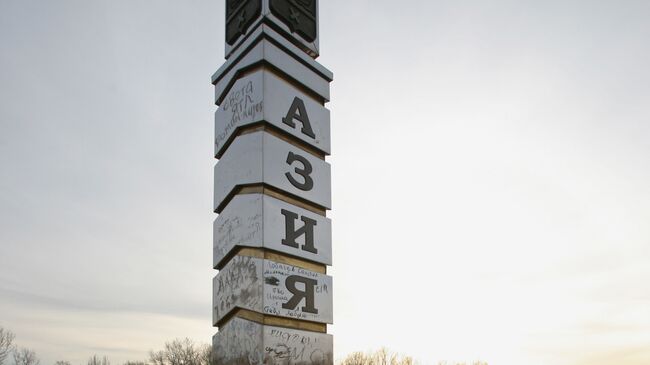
[212,1,334,364]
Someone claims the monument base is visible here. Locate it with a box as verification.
[213,316,333,365]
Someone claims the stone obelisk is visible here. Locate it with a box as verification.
[211,1,334,364]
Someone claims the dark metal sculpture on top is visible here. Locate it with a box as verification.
[224,0,320,58]
[270,0,317,42]
[226,0,262,45]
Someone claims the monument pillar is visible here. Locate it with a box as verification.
[211,1,334,364]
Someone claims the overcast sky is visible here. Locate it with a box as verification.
[1,1,649,364]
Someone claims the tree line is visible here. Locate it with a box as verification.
[2,326,487,365]
[338,348,488,365]
[0,327,211,365]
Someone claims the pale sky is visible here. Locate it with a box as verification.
[1,1,649,365]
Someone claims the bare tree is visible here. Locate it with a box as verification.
[0,328,15,365]
[148,351,165,365]
[340,352,367,365]
[167,338,202,365]
[87,355,110,365]
[198,344,213,365]
[13,348,40,365]
[148,338,204,365]
[123,361,146,365]
[54,361,71,365]
[339,348,416,365]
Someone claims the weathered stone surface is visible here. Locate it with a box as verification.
[213,316,333,365]
[213,131,332,213]
[213,256,333,325]
[213,316,264,365]
[215,68,331,158]
[213,193,332,269]
[213,25,333,104]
